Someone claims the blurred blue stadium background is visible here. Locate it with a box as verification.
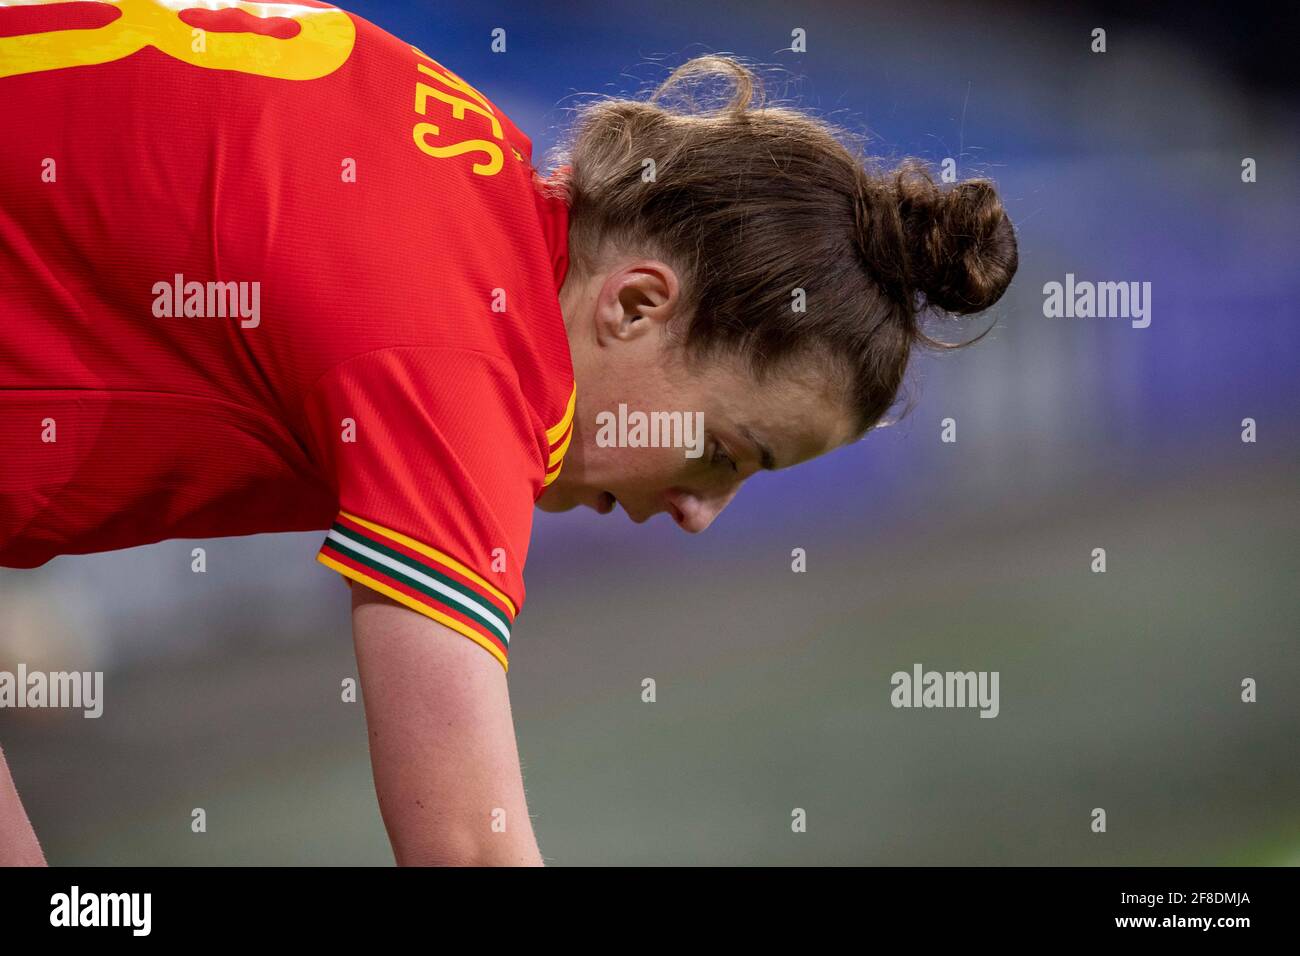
[2,0,1297,864]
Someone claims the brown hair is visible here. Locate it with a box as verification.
[548,56,1018,433]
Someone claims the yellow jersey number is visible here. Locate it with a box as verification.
[0,0,355,81]
[0,2,515,177]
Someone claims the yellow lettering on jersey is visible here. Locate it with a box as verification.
[409,46,514,178]
[412,47,493,112]
[412,123,503,177]
[415,78,503,140]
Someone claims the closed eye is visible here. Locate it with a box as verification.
[711,441,739,473]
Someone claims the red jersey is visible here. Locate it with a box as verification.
[0,0,576,671]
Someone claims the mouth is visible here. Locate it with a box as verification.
[594,491,617,515]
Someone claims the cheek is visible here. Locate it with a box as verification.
[592,442,696,490]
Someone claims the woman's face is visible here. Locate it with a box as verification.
[538,258,861,532]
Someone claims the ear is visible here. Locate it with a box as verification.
[593,259,681,345]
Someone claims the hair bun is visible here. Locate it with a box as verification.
[893,166,1018,315]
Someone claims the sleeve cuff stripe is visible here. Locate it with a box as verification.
[337,510,517,617]
[323,528,512,645]
[547,420,573,468]
[318,554,509,672]
[545,384,576,445]
[334,515,515,622]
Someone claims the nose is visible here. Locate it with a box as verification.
[666,486,741,534]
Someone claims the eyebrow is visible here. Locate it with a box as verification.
[738,424,777,471]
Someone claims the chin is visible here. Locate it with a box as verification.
[535,484,578,513]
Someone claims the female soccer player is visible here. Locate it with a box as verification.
[0,0,1016,865]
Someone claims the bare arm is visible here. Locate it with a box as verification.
[350,583,542,866]
[0,744,46,866]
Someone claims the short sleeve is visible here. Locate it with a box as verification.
[303,347,542,672]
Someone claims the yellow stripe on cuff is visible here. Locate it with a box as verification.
[337,510,517,618]
[318,553,509,673]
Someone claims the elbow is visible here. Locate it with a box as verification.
[393,846,544,867]
[389,830,543,867]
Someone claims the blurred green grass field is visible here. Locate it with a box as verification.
[7,460,1298,865]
